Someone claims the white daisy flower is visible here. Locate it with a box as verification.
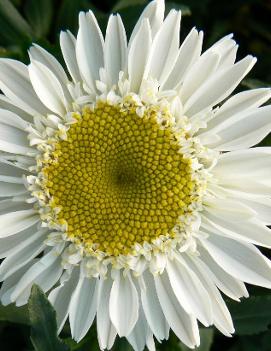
[0,0,271,349]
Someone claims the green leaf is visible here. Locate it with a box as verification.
[56,0,91,34]
[113,0,148,12]
[0,0,33,44]
[28,284,69,351]
[180,329,214,351]
[0,304,30,325]
[229,295,271,335]
[24,0,53,38]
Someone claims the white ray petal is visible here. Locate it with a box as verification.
[0,260,36,306]
[0,109,29,130]
[162,28,203,90]
[0,199,30,216]
[97,278,117,350]
[184,254,234,336]
[109,270,139,337]
[128,19,152,93]
[60,30,81,83]
[104,14,127,87]
[205,88,271,131]
[198,245,248,301]
[200,235,271,288]
[144,10,181,83]
[180,51,220,104]
[28,60,68,116]
[16,255,63,307]
[140,270,169,342]
[0,182,27,197]
[0,59,49,116]
[184,55,256,116]
[127,305,155,351]
[76,11,104,92]
[202,212,271,249]
[0,224,45,258]
[69,276,98,341]
[0,95,33,122]
[49,268,80,332]
[213,148,271,178]
[154,271,200,348]
[0,209,39,238]
[129,0,164,43]
[0,229,46,280]
[167,254,213,326]
[11,244,65,305]
[202,105,271,150]
[29,44,69,86]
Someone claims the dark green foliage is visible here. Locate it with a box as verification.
[28,285,69,351]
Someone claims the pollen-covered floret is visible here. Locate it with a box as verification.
[41,103,197,256]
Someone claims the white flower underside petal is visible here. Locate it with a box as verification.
[127,305,155,351]
[198,245,248,301]
[204,88,271,131]
[140,270,169,342]
[49,268,80,333]
[162,28,203,90]
[0,224,45,258]
[154,271,200,348]
[202,105,271,150]
[184,254,234,336]
[97,278,117,350]
[109,270,139,337]
[28,60,68,116]
[76,11,104,93]
[129,0,164,44]
[0,59,49,116]
[60,30,82,83]
[183,55,256,117]
[128,19,152,93]
[200,235,271,289]
[166,254,213,326]
[0,209,39,238]
[10,244,64,305]
[0,228,47,280]
[69,276,98,342]
[0,95,33,122]
[144,9,181,84]
[104,14,127,87]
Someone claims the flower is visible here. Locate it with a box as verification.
[0,0,271,349]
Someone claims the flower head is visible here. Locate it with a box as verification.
[0,0,271,349]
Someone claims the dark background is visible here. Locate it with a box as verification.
[0,0,270,350]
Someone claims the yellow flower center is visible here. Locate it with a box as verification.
[42,103,197,256]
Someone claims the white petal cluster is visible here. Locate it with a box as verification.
[0,0,271,350]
